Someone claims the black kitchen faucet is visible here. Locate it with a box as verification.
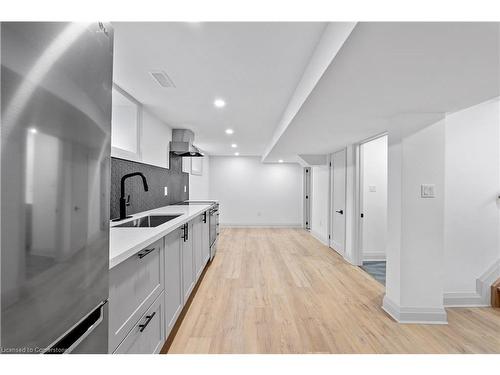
[113,172,149,221]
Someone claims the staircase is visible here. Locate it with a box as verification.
[492,278,500,308]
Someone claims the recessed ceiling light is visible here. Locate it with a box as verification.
[278,159,284,163]
[234,152,239,156]
[214,98,226,108]
[231,143,237,148]
[225,128,234,135]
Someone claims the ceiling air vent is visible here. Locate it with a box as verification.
[149,70,176,88]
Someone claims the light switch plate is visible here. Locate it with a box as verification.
[421,184,436,198]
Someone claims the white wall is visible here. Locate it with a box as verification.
[189,155,210,200]
[310,164,329,244]
[444,99,500,304]
[209,156,303,227]
[361,135,388,260]
[384,120,447,323]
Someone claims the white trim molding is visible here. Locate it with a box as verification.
[443,291,487,307]
[443,260,500,307]
[476,259,500,305]
[362,251,386,261]
[382,296,448,325]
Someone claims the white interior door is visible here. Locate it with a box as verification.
[331,149,346,254]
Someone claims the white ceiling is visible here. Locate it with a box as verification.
[112,22,326,155]
[264,22,500,162]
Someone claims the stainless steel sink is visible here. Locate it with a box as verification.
[113,215,182,228]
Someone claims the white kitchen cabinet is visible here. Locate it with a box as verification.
[110,211,213,352]
[202,211,210,264]
[109,238,164,352]
[111,85,173,169]
[164,227,183,337]
[182,157,191,174]
[142,110,171,169]
[190,157,203,176]
[111,86,141,162]
[114,293,165,354]
[193,214,204,280]
[182,221,195,301]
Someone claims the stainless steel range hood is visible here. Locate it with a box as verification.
[170,129,204,157]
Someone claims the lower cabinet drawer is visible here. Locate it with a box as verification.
[114,292,165,354]
[109,239,164,352]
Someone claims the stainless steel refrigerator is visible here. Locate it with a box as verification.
[1,22,113,353]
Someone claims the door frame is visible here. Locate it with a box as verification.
[354,132,388,266]
[303,167,311,230]
[329,148,347,256]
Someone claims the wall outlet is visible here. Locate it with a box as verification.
[164,186,168,196]
[421,184,436,198]
[368,185,377,192]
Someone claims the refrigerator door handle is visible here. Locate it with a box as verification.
[44,301,107,354]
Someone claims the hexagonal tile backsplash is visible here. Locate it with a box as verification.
[110,156,189,220]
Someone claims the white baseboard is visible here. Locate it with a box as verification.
[382,295,448,325]
[220,223,302,228]
[362,251,386,261]
[443,291,488,307]
[476,258,500,306]
[442,259,500,307]
[310,229,329,246]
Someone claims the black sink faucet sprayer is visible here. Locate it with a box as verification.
[113,172,149,221]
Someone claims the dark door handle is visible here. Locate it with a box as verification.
[335,209,344,215]
[138,248,155,259]
[138,312,156,332]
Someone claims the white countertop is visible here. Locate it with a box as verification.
[109,203,215,269]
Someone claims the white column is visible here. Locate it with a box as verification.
[383,120,447,324]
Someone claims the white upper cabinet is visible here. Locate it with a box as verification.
[142,110,171,169]
[111,86,141,161]
[111,84,171,169]
[190,157,203,176]
[182,157,191,174]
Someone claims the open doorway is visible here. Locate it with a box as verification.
[358,134,388,285]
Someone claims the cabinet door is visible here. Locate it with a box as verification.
[182,222,195,301]
[193,215,204,280]
[202,211,210,264]
[114,293,165,354]
[182,157,191,174]
[111,86,140,162]
[164,228,183,337]
[142,110,171,169]
[109,239,164,352]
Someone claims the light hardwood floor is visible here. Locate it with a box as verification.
[167,228,500,353]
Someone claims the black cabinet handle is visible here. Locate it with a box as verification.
[203,212,207,223]
[335,209,344,215]
[138,312,156,332]
[182,223,188,242]
[138,248,155,259]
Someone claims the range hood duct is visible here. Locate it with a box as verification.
[170,129,204,157]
